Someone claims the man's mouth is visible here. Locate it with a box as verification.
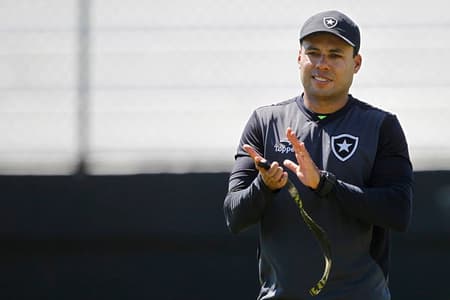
[312,75,331,82]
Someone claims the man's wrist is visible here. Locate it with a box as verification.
[314,170,337,197]
[257,173,281,194]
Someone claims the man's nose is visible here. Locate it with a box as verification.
[316,55,330,69]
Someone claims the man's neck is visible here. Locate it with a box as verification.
[303,93,349,114]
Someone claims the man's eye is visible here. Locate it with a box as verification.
[329,53,342,59]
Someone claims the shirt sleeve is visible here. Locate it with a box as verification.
[333,114,413,232]
[223,111,276,234]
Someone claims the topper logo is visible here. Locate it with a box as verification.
[274,140,294,154]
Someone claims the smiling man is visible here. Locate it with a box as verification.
[224,10,413,300]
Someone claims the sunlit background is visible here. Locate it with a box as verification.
[1,2,450,300]
[1,0,449,174]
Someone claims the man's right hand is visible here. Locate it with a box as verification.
[243,144,288,191]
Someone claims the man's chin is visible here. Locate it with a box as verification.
[309,89,335,99]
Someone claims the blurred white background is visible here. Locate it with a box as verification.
[0,0,449,174]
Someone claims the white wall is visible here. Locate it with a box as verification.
[0,0,78,174]
[0,0,449,174]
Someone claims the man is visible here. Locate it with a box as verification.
[223,10,413,300]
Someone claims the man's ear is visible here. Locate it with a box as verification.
[354,54,362,74]
[297,49,302,66]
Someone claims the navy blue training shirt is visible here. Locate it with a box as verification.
[223,94,413,300]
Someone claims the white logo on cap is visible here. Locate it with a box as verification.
[323,17,338,29]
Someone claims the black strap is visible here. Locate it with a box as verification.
[258,160,332,296]
[315,170,337,197]
[286,181,332,296]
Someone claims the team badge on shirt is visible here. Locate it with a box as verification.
[331,134,359,162]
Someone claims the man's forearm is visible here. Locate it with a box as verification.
[224,173,274,234]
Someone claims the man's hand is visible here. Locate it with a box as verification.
[243,144,288,191]
[283,127,321,189]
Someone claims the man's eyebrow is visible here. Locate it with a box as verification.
[304,45,320,51]
[304,45,345,53]
[329,48,344,53]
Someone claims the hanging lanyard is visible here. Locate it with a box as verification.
[258,160,332,296]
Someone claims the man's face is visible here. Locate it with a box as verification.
[298,33,361,101]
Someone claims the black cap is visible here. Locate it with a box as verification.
[299,10,360,54]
